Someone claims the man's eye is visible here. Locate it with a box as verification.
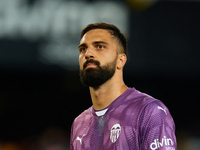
[79,47,86,52]
[97,45,104,49]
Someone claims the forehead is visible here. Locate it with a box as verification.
[80,29,114,44]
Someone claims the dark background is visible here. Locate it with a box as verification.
[0,0,199,149]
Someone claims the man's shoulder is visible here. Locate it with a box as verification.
[128,88,173,123]
[73,106,93,125]
[125,88,158,106]
[120,88,165,115]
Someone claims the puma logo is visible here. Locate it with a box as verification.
[158,106,167,115]
[76,134,85,144]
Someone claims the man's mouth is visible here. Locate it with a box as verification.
[85,63,97,69]
[83,59,100,69]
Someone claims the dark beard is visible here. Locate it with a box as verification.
[79,57,117,87]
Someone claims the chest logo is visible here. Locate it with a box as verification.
[110,123,121,143]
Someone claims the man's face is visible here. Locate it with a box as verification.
[78,29,118,87]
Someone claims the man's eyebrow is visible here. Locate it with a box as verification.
[78,41,109,48]
[93,41,109,45]
[78,43,87,49]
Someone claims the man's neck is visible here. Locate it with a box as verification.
[89,78,128,110]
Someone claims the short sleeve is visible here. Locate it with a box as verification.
[139,100,177,150]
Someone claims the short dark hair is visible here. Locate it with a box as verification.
[80,22,127,54]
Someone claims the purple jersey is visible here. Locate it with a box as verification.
[70,88,177,150]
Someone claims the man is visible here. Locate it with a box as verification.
[70,22,176,150]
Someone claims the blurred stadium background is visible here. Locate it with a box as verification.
[0,0,199,149]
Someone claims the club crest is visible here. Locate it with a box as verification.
[110,123,121,143]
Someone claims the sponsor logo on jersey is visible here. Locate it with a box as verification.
[150,136,174,150]
[110,123,121,143]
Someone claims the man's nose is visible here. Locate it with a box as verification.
[85,47,94,60]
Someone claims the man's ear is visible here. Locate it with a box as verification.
[117,53,127,69]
